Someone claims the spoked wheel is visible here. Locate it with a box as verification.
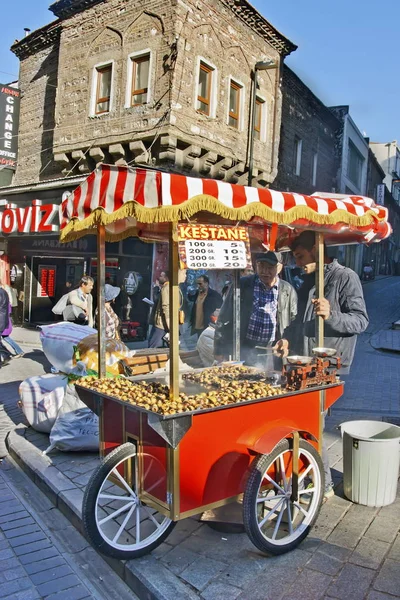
[82,443,175,559]
[243,438,324,555]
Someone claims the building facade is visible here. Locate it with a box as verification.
[273,65,339,196]
[369,141,400,204]
[1,0,295,326]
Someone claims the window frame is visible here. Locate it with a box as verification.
[227,79,243,130]
[90,61,114,117]
[294,136,303,176]
[195,57,217,118]
[126,50,152,108]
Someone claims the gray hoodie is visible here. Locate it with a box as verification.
[283,260,368,374]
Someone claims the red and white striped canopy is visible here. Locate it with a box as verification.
[60,164,391,244]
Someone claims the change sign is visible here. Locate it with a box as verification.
[0,85,20,170]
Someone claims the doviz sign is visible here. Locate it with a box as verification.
[0,85,20,170]
[0,200,59,235]
[177,223,251,270]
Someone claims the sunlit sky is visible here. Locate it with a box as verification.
[1,0,399,143]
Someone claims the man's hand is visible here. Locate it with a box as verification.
[312,297,330,320]
[273,339,289,358]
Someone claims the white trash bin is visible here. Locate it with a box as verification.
[341,420,400,507]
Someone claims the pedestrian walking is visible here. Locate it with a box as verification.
[0,286,23,362]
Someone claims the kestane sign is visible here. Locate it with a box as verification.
[0,200,59,235]
[0,85,20,169]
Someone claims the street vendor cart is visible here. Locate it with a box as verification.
[60,165,391,559]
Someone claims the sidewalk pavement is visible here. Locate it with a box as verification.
[1,284,400,600]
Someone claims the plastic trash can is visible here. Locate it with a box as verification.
[341,420,400,507]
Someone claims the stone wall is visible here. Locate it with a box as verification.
[13,0,290,186]
[273,65,339,195]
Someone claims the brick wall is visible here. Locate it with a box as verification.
[273,65,339,195]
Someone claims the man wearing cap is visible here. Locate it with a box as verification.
[214,251,297,364]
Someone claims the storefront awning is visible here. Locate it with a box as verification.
[60,164,391,244]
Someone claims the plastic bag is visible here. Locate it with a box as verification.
[44,383,99,453]
[74,334,134,376]
[40,322,97,374]
[19,373,68,433]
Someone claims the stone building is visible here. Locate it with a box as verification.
[11,0,296,187]
[273,65,339,195]
[0,0,296,326]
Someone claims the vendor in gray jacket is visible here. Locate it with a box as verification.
[276,231,368,374]
[215,251,297,365]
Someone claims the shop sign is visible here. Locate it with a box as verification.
[0,85,20,170]
[376,184,385,206]
[177,223,251,270]
[0,200,59,235]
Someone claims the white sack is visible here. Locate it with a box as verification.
[40,322,97,374]
[19,373,68,433]
[45,383,99,454]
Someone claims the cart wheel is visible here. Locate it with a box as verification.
[82,443,175,559]
[243,439,324,555]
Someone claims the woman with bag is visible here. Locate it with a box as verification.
[0,283,24,359]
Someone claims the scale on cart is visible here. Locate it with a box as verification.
[60,165,391,560]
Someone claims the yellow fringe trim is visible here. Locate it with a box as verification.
[60,194,386,243]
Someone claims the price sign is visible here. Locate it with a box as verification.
[37,265,57,298]
[178,224,251,270]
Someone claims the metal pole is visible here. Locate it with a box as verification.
[97,224,106,378]
[169,225,180,400]
[232,269,241,361]
[248,69,258,187]
[315,232,324,347]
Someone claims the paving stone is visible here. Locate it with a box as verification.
[0,556,20,571]
[315,541,352,563]
[0,493,17,504]
[180,556,228,591]
[23,555,66,575]
[201,581,242,600]
[30,563,74,586]
[0,501,25,517]
[365,516,400,544]
[151,541,174,559]
[327,563,375,600]
[9,531,47,548]
[3,523,41,539]
[19,546,60,565]
[367,592,400,600]
[0,577,33,598]
[3,565,27,582]
[3,588,41,600]
[219,552,265,588]
[45,587,91,600]
[373,558,400,596]
[36,574,83,597]
[0,548,14,561]
[327,506,377,549]
[388,534,400,561]
[0,510,30,525]
[161,545,200,575]
[14,538,52,556]
[282,568,332,600]
[306,552,343,576]
[350,538,390,570]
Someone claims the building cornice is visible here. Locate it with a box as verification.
[11,21,61,60]
[49,0,105,19]
[0,175,85,196]
[221,0,297,57]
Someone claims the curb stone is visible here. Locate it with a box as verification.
[7,427,200,600]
